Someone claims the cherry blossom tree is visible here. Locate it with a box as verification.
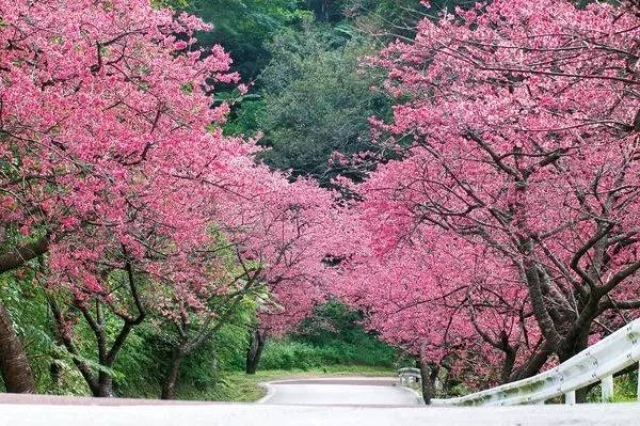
[332,221,540,396]
[336,0,640,393]
[0,0,267,394]
[150,172,334,396]
[150,243,263,399]
[218,176,334,374]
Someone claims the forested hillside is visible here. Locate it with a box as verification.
[1,0,640,404]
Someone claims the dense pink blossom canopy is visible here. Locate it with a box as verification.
[0,0,330,331]
[334,0,640,384]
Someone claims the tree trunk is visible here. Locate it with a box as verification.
[161,349,184,400]
[559,328,590,403]
[48,326,66,392]
[417,358,438,405]
[500,346,517,384]
[417,340,438,405]
[0,300,36,393]
[509,346,550,382]
[93,372,114,397]
[245,329,267,375]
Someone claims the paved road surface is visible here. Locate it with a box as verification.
[260,377,420,406]
[3,400,640,425]
[3,377,640,425]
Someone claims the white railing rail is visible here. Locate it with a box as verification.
[430,319,640,406]
[398,367,422,388]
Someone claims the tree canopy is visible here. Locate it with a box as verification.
[2,0,640,402]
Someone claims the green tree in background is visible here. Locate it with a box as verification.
[303,0,348,22]
[254,24,392,185]
[219,1,475,185]
[290,301,397,367]
[186,0,310,80]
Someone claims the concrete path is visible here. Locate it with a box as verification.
[259,377,421,406]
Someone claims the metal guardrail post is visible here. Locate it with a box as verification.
[601,375,614,401]
[397,367,421,391]
[564,391,576,405]
[637,362,640,402]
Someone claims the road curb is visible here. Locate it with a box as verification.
[396,384,425,406]
[256,382,276,404]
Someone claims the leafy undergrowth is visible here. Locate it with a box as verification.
[574,371,639,404]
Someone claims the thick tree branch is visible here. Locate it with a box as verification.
[0,237,49,274]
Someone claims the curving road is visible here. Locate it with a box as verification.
[3,377,640,425]
[260,377,421,406]
[3,397,640,426]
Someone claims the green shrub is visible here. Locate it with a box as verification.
[272,301,399,369]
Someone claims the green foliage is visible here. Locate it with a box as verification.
[347,0,426,45]
[260,340,321,370]
[211,315,254,371]
[255,24,392,184]
[111,324,163,398]
[612,372,638,402]
[199,372,266,401]
[152,0,188,8]
[186,0,311,79]
[0,270,396,400]
[0,272,91,395]
[188,1,474,185]
[223,98,267,137]
[115,285,257,398]
[296,302,379,346]
[259,338,396,370]
[259,301,398,370]
[114,303,255,399]
[584,371,639,403]
[303,0,348,22]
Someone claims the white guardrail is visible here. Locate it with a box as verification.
[398,367,422,388]
[416,319,640,406]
